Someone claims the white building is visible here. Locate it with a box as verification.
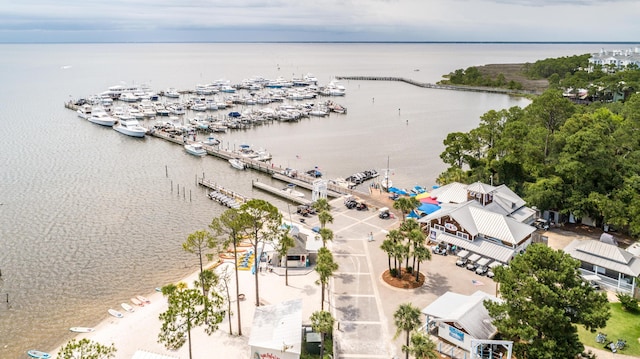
[422,291,501,352]
[249,298,302,359]
[589,47,640,72]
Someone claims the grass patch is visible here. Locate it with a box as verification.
[577,302,640,356]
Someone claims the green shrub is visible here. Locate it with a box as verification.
[390,268,398,277]
[617,292,639,312]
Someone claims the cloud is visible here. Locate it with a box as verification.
[0,0,638,42]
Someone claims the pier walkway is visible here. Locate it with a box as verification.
[335,75,540,95]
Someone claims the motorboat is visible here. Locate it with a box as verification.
[164,88,180,98]
[76,104,92,119]
[120,92,139,102]
[203,134,220,146]
[87,110,117,127]
[184,142,207,157]
[229,158,246,170]
[282,184,304,198]
[113,119,147,138]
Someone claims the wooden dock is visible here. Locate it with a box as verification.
[335,76,540,95]
[198,178,249,204]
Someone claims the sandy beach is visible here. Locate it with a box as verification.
[49,260,321,359]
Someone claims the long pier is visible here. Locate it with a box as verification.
[252,180,312,205]
[335,76,540,95]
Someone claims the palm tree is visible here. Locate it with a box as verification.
[404,331,438,359]
[318,227,334,248]
[393,196,420,222]
[380,238,395,272]
[312,198,331,213]
[413,243,431,283]
[394,303,423,359]
[318,210,334,229]
[310,310,335,359]
[209,208,251,335]
[315,247,338,310]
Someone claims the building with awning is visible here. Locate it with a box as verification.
[419,181,536,264]
[249,298,302,359]
[422,291,501,352]
[564,239,640,295]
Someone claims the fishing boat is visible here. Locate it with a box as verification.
[108,308,124,318]
[229,158,246,170]
[184,142,207,157]
[113,119,147,138]
[27,350,51,359]
[69,327,95,333]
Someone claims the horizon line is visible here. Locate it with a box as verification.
[1,41,639,45]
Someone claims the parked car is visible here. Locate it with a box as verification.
[486,269,496,278]
[378,207,391,219]
[432,245,447,256]
[345,199,357,209]
[355,202,368,211]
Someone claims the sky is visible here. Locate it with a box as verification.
[0,0,639,43]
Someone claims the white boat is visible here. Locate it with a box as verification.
[69,327,95,333]
[184,142,207,157]
[121,302,135,313]
[203,134,220,146]
[229,158,246,170]
[282,184,304,198]
[114,119,147,138]
[87,110,117,127]
[120,92,139,102]
[108,308,124,318]
[136,295,151,304]
[130,297,144,306]
[164,88,180,98]
[76,104,92,119]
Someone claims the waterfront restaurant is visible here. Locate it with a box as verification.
[418,181,537,264]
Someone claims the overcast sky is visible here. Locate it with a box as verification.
[0,0,638,43]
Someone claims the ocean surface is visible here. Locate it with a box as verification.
[0,42,610,358]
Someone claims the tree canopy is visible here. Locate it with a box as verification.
[437,89,640,237]
[485,244,609,359]
[56,338,116,359]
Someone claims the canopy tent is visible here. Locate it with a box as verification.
[407,210,420,219]
[420,197,439,205]
[417,203,441,215]
[415,192,431,200]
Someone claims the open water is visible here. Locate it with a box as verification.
[0,42,609,358]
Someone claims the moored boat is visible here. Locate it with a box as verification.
[113,119,147,138]
[87,110,117,127]
[229,158,246,170]
[76,104,92,119]
[136,295,151,304]
[184,142,207,157]
[282,184,305,198]
[121,302,135,313]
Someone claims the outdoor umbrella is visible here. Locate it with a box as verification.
[419,197,440,205]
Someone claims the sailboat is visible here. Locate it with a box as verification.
[380,157,393,191]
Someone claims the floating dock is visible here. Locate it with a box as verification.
[252,180,312,205]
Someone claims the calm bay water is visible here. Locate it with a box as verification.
[0,42,606,357]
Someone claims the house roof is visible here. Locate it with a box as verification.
[249,298,303,354]
[436,232,515,263]
[421,201,535,246]
[467,181,497,195]
[422,291,500,340]
[430,182,469,204]
[564,239,640,277]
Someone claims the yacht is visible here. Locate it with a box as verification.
[76,104,92,119]
[87,109,117,127]
[184,142,207,157]
[164,88,180,98]
[113,119,147,138]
